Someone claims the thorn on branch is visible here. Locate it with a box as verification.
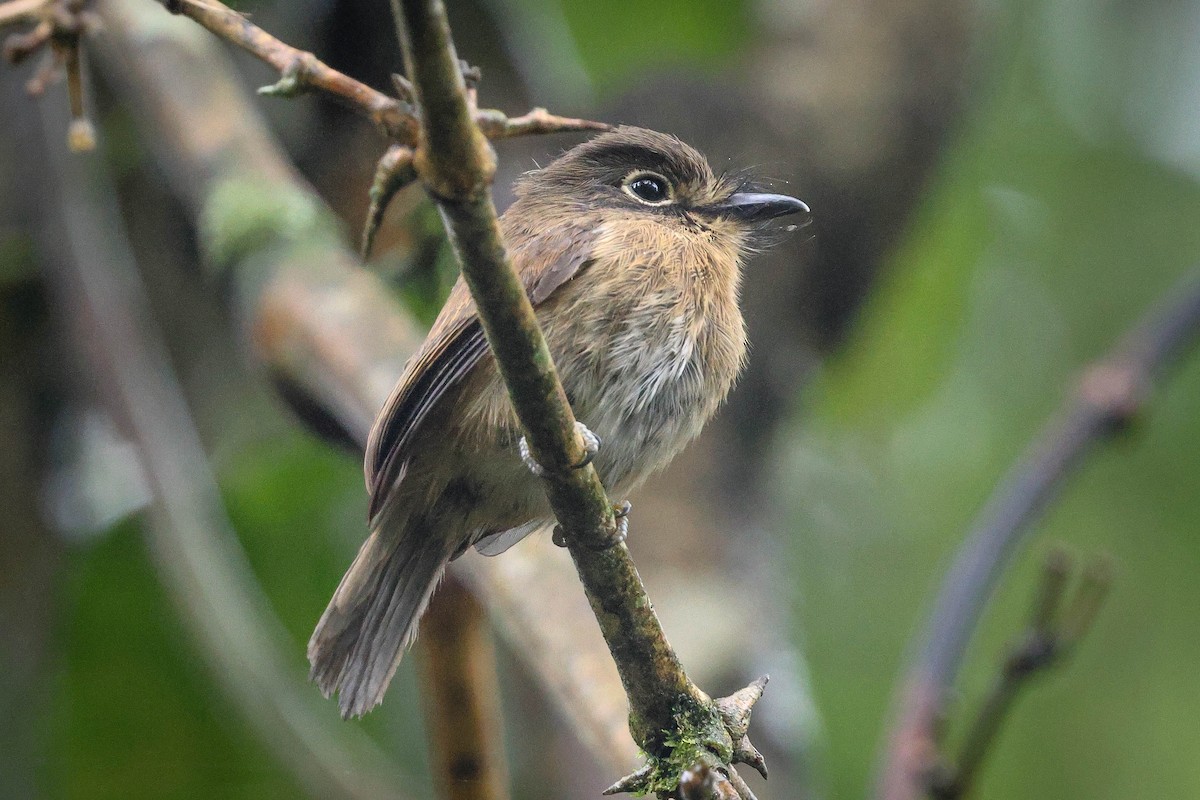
[717,675,769,780]
[602,764,653,796]
[257,51,319,98]
[715,675,768,741]
[474,106,612,140]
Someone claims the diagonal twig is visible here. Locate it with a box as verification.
[157,0,606,147]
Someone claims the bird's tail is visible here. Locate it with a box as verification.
[307,516,450,719]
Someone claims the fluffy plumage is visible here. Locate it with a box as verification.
[308,127,807,718]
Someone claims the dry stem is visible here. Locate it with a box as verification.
[159,0,605,147]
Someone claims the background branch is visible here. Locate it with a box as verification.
[874,273,1200,800]
[29,87,408,799]
[928,549,1111,800]
[419,575,510,800]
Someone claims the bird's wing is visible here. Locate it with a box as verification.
[364,220,596,522]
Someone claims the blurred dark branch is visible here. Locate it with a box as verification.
[390,2,766,797]
[95,0,638,776]
[928,549,1112,800]
[875,272,1200,800]
[419,575,510,800]
[31,89,408,799]
[0,256,66,800]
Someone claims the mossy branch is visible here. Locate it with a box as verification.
[389,0,767,795]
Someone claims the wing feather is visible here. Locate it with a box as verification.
[364,218,596,522]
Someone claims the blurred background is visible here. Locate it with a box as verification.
[3,0,1200,798]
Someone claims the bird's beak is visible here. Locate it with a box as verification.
[718,192,811,224]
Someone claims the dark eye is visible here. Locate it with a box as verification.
[623,173,671,205]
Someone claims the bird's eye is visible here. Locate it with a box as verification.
[622,172,672,205]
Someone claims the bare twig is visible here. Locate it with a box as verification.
[874,273,1200,800]
[157,0,603,257]
[928,549,1112,799]
[419,575,510,800]
[160,0,416,140]
[156,0,606,148]
[95,0,638,775]
[389,1,766,796]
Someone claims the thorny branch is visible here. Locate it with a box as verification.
[390,1,767,797]
[874,273,1200,800]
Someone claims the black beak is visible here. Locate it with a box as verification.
[718,192,811,224]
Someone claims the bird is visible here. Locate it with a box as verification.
[308,126,810,719]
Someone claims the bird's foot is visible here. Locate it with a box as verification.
[603,500,631,549]
[552,500,631,550]
[519,421,600,478]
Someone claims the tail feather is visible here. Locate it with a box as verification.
[308,520,450,718]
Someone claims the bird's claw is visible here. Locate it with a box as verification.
[572,421,601,468]
[519,421,600,477]
[552,500,632,550]
[594,502,630,550]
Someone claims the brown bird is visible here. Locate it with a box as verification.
[308,126,810,718]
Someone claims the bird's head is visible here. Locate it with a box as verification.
[511,126,810,239]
